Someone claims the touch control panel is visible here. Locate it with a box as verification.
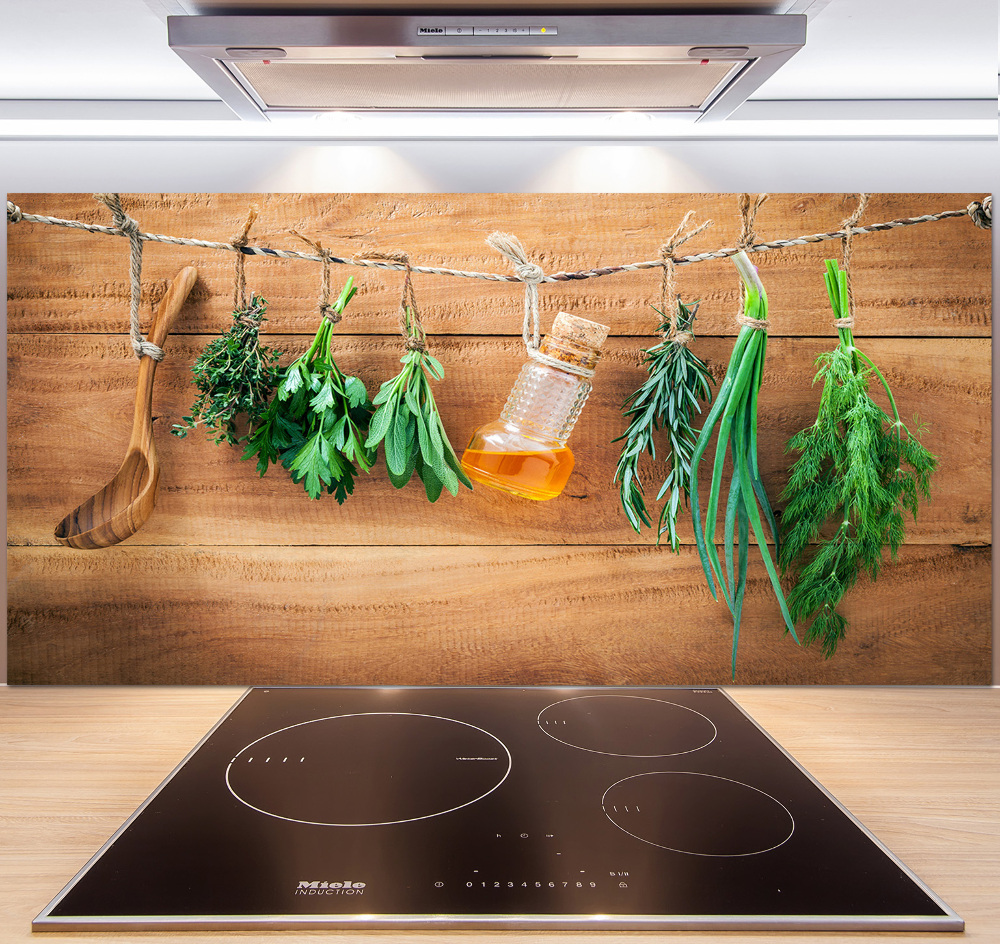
[417,25,556,36]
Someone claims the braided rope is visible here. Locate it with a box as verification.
[7,199,990,290]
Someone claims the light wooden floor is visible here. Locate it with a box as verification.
[3,686,998,942]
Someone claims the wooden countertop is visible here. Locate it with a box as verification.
[2,686,998,943]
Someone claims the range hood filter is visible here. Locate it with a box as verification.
[233,60,743,111]
[167,13,806,120]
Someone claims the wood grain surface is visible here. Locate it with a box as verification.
[2,687,998,943]
[5,192,992,684]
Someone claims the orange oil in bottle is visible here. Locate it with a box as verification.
[460,447,574,501]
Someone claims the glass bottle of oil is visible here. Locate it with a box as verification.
[461,312,610,500]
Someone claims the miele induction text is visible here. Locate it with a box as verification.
[295,881,366,895]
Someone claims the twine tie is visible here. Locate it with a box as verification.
[93,193,164,362]
[734,193,770,332]
[486,231,546,351]
[659,210,713,346]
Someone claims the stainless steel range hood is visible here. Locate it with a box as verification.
[166,13,806,120]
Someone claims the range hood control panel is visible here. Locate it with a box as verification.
[417,25,557,36]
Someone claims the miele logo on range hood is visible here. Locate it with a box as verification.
[166,12,806,121]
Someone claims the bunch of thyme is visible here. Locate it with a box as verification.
[172,293,281,446]
[778,259,937,656]
[365,307,473,502]
[613,298,713,550]
[242,277,375,502]
[689,251,797,675]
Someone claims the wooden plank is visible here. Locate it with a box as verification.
[7,335,990,546]
[6,544,990,686]
[6,192,991,338]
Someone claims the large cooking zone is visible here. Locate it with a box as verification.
[34,686,962,932]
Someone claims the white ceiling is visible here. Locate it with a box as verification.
[0,0,997,130]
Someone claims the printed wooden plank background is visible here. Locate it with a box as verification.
[5,192,992,684]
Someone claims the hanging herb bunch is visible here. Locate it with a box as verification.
[614,298,714,550]
[778,259,937,656]
[365,305,473,502]
[172,293,282,446]
[242,277,376,502]
[689,250,798,674]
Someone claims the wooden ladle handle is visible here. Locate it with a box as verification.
[146,265,198,351]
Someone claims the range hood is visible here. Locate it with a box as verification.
[167,13,806,120]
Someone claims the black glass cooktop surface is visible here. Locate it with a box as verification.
[34,686,962,932]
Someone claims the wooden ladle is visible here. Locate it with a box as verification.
[55,265,199,549]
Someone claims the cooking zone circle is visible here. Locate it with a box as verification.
[603,771,795,857]
[225,713,511,826]
[537,695,717,757]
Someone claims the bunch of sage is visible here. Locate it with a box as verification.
[365,307,472,502]
[172,293,282,446]
[778,259,937,656]
[689,251,797,674]
[242,277,375,502]
[614,298,713,550]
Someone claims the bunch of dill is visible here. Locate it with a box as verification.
[778,259,937,656]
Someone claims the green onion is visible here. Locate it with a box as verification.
[689,250,797,675]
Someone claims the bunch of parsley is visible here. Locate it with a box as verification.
[365,307,472,502]
[779,259,937,656]
[613,299,713,550]
[242,277,375,502]
[172,293,282,446]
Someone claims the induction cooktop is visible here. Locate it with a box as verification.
[34,686,963,932]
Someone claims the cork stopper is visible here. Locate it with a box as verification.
[550,312,611,350]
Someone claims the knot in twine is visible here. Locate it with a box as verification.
[659,210,713,346]
[734,193,769,331]
[231,206,259,311]
[836,193,870,330]
[968,196,992,229]
[356,248,428,354]
[7,201,24,224]
[93,192,164,362]
[486,231,546,351]
[291,230,340,323]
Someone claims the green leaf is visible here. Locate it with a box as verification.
[278,362,304,400]
[423,354,445,381]
[288,431,330,500]
[366,402,394,448]
[387,446,417,489]
[385,409,412,476]
[309,376,336,413]
[344,374,368,409]
[418,457,445,503]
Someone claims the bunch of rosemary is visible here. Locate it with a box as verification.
[172,293,282,446]
[365,308,473,502]
[242,277,375,502]
[778,259,937,656]
[689,251,797,674]
[614,299,713,550]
